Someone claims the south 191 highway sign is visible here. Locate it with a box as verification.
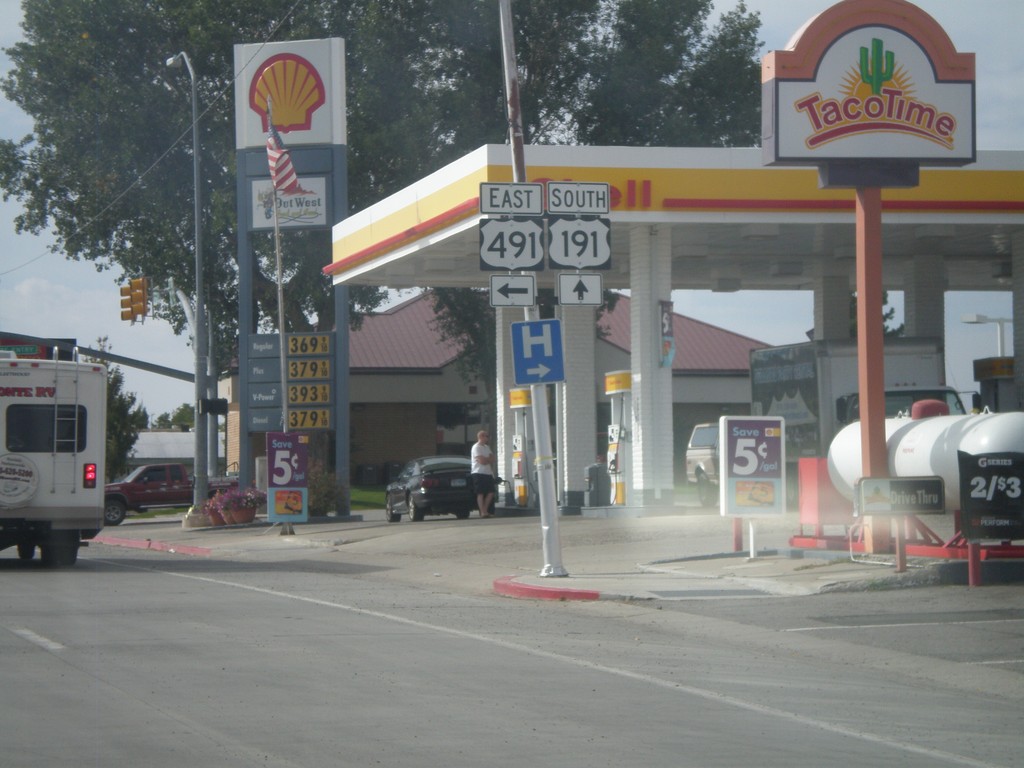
[547,216,611,270]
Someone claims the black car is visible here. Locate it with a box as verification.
[384,456,477,522]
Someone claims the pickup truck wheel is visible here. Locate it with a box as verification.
[104,499,127,526]
[696,473,716,507]
[17,542,35,560]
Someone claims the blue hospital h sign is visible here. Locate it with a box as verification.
[511,319,565,385]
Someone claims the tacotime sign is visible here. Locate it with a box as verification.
[762,0,975,166]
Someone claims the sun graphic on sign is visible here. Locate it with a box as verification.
[839,63,915,103]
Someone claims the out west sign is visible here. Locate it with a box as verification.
[762,0,975,167]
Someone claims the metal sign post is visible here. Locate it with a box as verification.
[499,0,566,577]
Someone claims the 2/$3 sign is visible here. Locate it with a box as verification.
[957,452,1024,540]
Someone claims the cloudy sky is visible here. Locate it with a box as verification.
[0,0,1020,416]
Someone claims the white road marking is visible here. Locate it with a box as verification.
[785,617,1024,632]
[8,626,65,652]
[105,560,1003,768]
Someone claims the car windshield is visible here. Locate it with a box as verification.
[114,466,148,483]
[689,426,718,448]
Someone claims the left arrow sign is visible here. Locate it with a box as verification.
[489,274,536,307]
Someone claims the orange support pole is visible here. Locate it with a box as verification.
[856,187,892,554]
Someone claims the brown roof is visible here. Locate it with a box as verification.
[349,293,459,371]
[349,291,767,374]
[595,294,768,374]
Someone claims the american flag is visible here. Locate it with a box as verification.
[266,122,302,194]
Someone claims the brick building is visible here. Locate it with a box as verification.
[224,290,767,484]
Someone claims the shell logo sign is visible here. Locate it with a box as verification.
[234,38,346,149]
[249,53,326,133]
[762,0,975,166]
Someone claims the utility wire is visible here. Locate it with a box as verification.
[0,0,305,279]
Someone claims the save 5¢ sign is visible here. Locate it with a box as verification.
[719,416,786,517]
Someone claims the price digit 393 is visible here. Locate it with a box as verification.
[288,384,330,404]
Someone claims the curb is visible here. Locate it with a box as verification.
[92,535,213,557]
[493,575,601,601]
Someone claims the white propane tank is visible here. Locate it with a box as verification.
[827,412,1024,513]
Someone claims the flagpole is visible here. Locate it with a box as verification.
[267,99,290,434]
[267,98,293,535]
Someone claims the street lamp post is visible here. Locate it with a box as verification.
[166,51,209,515]
[961,313,1012,357]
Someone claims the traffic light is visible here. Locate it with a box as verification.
[119,277,149,322]
[120,284,133,321]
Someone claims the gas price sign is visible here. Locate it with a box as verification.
[719,416,785,517]
[957,451,1024,539]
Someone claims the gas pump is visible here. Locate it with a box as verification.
[973,357,1014,411]
[604,370,631,505]
[509,388,534,507]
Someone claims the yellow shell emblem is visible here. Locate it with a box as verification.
[250,53,326,132]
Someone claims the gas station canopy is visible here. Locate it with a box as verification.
[326,145,1024,294]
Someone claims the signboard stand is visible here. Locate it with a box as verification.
[266,432,310,534]
[720,416,786,558]
[762,0,976,556]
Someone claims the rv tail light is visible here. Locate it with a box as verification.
[83,463,98,489]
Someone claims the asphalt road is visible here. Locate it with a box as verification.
[1,517,1020,767]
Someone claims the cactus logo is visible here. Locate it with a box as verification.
[793,37,957,150]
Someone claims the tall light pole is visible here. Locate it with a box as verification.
[166,51,209,513]
[962,313,1012,357]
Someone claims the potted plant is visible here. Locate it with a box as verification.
[204,486,267,525]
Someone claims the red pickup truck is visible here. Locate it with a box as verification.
[104,463,238,525]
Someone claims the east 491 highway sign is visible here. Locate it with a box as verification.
[479,217,544,271]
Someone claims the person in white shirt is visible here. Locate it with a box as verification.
[470,430,495,518]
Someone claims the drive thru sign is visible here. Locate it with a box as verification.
[511,319,565,385]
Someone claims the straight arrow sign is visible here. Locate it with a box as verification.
[557,273,603,306]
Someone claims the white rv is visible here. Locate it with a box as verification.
[0,349,107,566]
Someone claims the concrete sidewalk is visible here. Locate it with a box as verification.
[90,510,1020,600]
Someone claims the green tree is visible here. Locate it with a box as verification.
[106,365,149,481]
[152,403,195,431]
[429,288,497,398]
[0,0,762,390]
[578,1,762,146]
[849,292,905,337]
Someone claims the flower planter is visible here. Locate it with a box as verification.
[202,487,266,527]
[223,506,257,525]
